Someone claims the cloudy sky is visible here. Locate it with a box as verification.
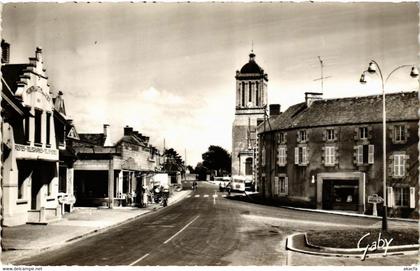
[3,3,418,165]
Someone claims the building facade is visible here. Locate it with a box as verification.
[1,47,63,225]
[73,125,162,207]
[232,51,268,179]
[258,92,419,218]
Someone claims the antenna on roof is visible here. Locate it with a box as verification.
[251,40,254,53]
[313,56,331,93]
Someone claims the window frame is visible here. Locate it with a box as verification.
[394,125,406,143]
[325,146,335,166]
[359,127,368,140]
[326,129,335,141]
[393,154,406,178]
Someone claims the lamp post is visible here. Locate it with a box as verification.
[359,60,418,231]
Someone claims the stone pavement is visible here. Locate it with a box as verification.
[1,189,191,264]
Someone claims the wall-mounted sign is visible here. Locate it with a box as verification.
[368,194,383,204]
[15,144,58,161]
[26,86,51,102]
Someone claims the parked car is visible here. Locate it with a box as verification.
[218,177,232,192]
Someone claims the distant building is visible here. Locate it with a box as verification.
[73,125,162,207]
[257,91,419,218]
[1,46,65,225]
[232,51,268,182]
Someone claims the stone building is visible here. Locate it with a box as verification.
[232,51,268,179]
[73,125,162,207]
[257,91,419,218]
[1,47,63,225]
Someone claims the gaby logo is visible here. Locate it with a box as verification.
[357,232,393,261]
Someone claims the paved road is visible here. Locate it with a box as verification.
[16,181,418,266]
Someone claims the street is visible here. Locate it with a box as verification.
[16,181,418,266]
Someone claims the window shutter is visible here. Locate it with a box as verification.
[321,146,325,165]
[333,129,338,142]
[409,187,415,208]
[368,126,373,139]
[294,147,299,165]
[274,177,279,196]
[322,130,327,141]
[354,127,359,140]
[404,154,410,177]
[387,187,394,208]
[284,132,287,144]
[303,146,308,165]
[357,145,363,165]
[285,177,289,195]
[296,132,300,143]
[306,130,309,142]
[334,146,339,165]
[388,125,394,143]
[405,125,409,143]
[368,145,374,164]
[353,146,358,164]
[388,155,394,177]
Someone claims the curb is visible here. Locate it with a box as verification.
[242,193,418,224]
[283,206,419,223]
[286,233,419,259]
[5,189,192,265]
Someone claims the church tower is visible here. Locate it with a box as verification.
[232,51,268,176]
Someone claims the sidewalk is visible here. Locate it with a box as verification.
[1,189,191,264]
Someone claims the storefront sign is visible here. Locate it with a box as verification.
[15,144,58,161]
[368,194,383,204]
[58,194,76,205]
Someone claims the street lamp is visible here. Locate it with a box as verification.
[359,60,418,231]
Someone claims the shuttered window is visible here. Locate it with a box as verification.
[277,146,287,166]
[355,144,374,165]
[393,154,406,178]
[325,146,335,166]
[295,146,308,166]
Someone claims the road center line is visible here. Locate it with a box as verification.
[163,215,200,244]
[129,253,150,266]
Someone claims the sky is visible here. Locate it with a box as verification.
[2,2,419,166]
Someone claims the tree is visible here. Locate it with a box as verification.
[186,165,195,173]
[162,148,184,172]
[201,145,231,176]
[194,162,208,181]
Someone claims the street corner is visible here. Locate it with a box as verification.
[286,228,419,262]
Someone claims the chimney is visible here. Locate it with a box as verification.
[1,40,10,64]
[269,104,281,116]
[103,124,113,147]
[124,126,133,136]
[305,92,323,107]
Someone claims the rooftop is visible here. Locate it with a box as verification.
[259,91,419,133]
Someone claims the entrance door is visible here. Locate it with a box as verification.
[323,179,359,211]
[322,180,333,210]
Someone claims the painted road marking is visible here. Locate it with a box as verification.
[129,253,150,266]
[163,215,200,244]
[212,195,218,198]
[186,195,191,198]
[222,195,227,198]
[194,195,200,198]
[203,195,209,198]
